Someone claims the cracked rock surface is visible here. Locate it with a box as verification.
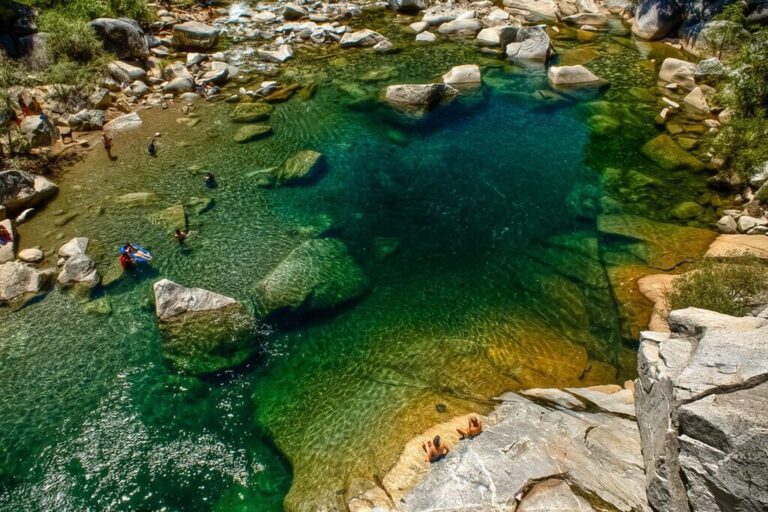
[635,307,768,512]
[350,385,649,511]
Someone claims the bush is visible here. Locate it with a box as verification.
[41,15,103,63]
[667,258,768,317]
[31,0,152,26]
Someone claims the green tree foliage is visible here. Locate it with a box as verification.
[710,27,768,181]
[667,258,768,317]
[702,3,748,59]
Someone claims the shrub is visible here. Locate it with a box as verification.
[31,0,153,26]
[41,15,103,63]
[667,258,768,317]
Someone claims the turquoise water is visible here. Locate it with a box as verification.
[0,32,718,511]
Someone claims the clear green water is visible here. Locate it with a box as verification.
[0,27,718,512]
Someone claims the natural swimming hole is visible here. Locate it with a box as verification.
[0,38,716,511]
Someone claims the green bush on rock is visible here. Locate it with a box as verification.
[667,258,768,317]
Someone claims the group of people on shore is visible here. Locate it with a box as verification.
[422,416,483,463]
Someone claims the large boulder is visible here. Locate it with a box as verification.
[681,20,749,57]
[505,25,551,65]
[57,253,100,288]
[256,238,369,317]
[0,170,58,215]
[104,112,142,132]
[475,25,518,47]
[89,18,149,59]
[436,18,483,36]
[0,261,55,305]
[385,386,649,511]
[65,109,106,131]
[441,64,481,87]
[547,64,603,88]
[384,83,459,112]
[20,116,59,147]
[658,58,697,91]
[641,134,706,172]
[107,60,147,83]
[635,308,768,511]
[172,21,220,50]
[632,0,684,40]
[153,279,258,374]
[339,29,386,48]
[388,0,430,13]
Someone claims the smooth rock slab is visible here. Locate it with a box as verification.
[547,64,602,87]
[17,248,43,263]
[441,64,481,86]
[104,112,142,132]
[233,124,272,143]
[506,25,551,65]
[339,29,385,48]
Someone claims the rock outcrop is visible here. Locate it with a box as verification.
[635,308,768,512]
[256,238,369,317]
[153,279,258,374]
[56,237,99,288]
[352,384,649,511]
[89,17,149,59]
[0,169,58,215]
[0,261,55,305]
[632,0,683,40]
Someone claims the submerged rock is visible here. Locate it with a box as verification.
[256,238,369,317]
[641,134,705,172]
[0,261,55,305]
[233,124,272,143]
[635,308,768,512]
[0,169,58,215]
[148,204,187,231]
[252,150,325,187]
[230,102,273,123]
[153,279,258,374]
[339,29,386,48]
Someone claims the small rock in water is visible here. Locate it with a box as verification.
[435,403,447,413]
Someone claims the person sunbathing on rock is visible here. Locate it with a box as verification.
[0,225,13,246]
[422,435,449,463]
[457,416,482,439]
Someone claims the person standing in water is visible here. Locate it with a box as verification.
[102,133,113,159]
[147,137,157,156]
[174,228,189,244]
[422,435,449,463]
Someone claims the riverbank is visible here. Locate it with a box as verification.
[2,0,768,510]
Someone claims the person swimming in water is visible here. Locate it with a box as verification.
[147,137,157,156]
[120,250,135,270]
[457,416,483,439]
[204,171,216,188]
[422,435,449,463]
[174,228,189,244]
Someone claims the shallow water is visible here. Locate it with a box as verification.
[0,24,718,512]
